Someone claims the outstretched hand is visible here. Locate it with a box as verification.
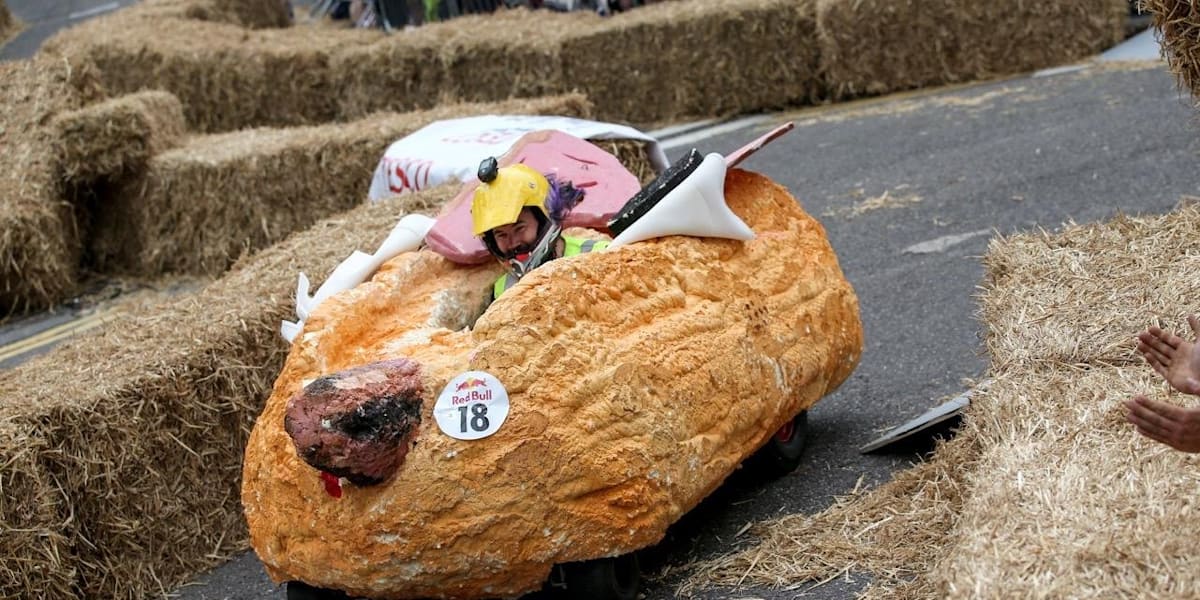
[1124,395,1200,453]
[1136,315,1200,396]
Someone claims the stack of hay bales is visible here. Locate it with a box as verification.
[41,0,1129,133]
[1143,0,1200,103]
[331,9,591,121]
[0,56,104,316]
[561,0,822,126]
[816,0,1129,99]
[52,90,188,183]
[0,187,452,599]
[88,94,593,278]
[42,1,381,132]
[689,206,1200,597]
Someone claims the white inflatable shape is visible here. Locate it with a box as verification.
[607,153,755,249]
[280,214,435,343]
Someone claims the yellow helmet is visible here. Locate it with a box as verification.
[471,159,550,237]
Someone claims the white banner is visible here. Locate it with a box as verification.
[367,115,668,201]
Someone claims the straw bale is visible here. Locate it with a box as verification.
[929,365,1200,598]
[691,366,1200,599]
[42,8,379,132]
[1143,0,1200,104]
[329,8,585,121]
[324,31,446,122]
[562,0,822,127]
[690,205,1200,598]
[198,0,293,29]
[52,90,187,184]
[436,9,581,106]
[0,421,80,600]
[0,56,105,316]
[816,0,1128,100]
[980,206,1200,371]
[0,187,453,598]
[89,94,601,278]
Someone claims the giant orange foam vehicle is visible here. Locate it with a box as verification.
[242,165,863,599]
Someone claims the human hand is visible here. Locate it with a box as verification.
[1136,314,1200,396]
[1125,394,1200,453]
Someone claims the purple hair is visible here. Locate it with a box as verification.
[545,174,585,224]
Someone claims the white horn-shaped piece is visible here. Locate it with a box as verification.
[282,214,435,343]
[608,153,755,248]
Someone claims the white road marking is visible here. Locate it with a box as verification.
[661,115,773,152]
[1033,64,1089,78]
[69,2,120,20]
[902,228,991,255]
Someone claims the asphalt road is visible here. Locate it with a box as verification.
[4,5,1196,599]
[166,59,1200,599]
[1,0,138,61]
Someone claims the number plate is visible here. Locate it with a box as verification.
[433,371,510,440]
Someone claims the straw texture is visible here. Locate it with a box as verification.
[816,0,1128,99]
[688,205,1200,598]
[0,421,79,599]
[0,56,104,317]
[40,0,1129,132]
[980,208,1200,371]
[0,187,453,599]
[52,90,187,183]
[1143,0,1200,104]
[563,0,822,127]
[42,3,379,132]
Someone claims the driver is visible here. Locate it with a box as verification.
[471,157,608,300]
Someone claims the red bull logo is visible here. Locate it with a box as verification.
[455,377,487,392]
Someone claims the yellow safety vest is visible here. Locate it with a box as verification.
[493,236,609,299]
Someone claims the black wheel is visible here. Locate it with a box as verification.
[606,148,703,237]
[561,554,640,600]
[286,581,351,600]
[746,411,808,478]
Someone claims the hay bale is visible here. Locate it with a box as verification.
[197,0,293,28]
[0,187,453,599]
[42,6,380,132]
[325,31,446,122]
[330,8,585,121]
[816,0,1128,100]
[0,56,105,316]
[691,366,1200,598]
[562,0,822,127]
[0,421,80,600]
[690,205,1200,598]
[1143,0,1200,104]
[89,94,602,278]
[930,366,1200,598]
[980,206,1200,371]
[52,90,188,183]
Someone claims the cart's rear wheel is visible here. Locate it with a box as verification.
[746,410,809,478]
[561,553,640,600]
[286,581,351,600]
